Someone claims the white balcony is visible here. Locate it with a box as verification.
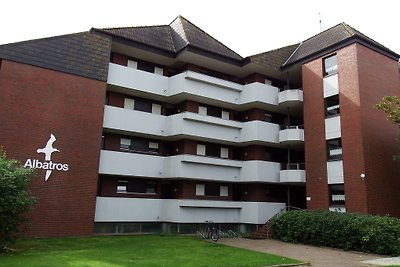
[280,170,306,183]
[278,89,303,104]
[279,127,304,144]
[94,197,285,224]
[323,74,339,98]
[100,150,291,184]
[107,63,284,107]
[325,116,341,139]
[103,106,280,144]
[241,161,280,183]
[107,63,168,96]
[327,160,344,184]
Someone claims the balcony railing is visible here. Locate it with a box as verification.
[281,163,305,170]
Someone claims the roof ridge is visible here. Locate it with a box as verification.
[282,42,303,67]
[250,43,300,57]
[173,15,242,58]
[99,24,169,31]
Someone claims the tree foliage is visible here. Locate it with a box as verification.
[0,149,36,251]
[375,96,400,125]
[375,96,400,160]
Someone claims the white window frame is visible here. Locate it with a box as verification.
[196,144,206,156]
[196,184,205,196]
[149,141,159,149]
[152,103,162,115]
[127,60,138,69]
[220,147,229,159]
[220,186,229,197]
[221,110,230,120]
[154,66,163,75]
[120,138,131,150]
[124,98,135,110]
[198,106,207,116]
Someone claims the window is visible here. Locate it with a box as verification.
[137,61,155,73]
[198,106,207,115]
[325,95,340,117]
[196,144,206,156]
[120,138,131,150]
[220,186,229,197]
[148,141,159,153]
[327,138,342,160]
[124,98,135,110]
[127,60,138,69]
[120,137,159,153]
[152,103,161,115]
[117,180,128,193]
[196,184,229,197]
[329,184,345,206]
[221,110,230,120]
[196,184,205,196]
[323,54,337,76]
[134,98,152,113]
[220,147,229,159]
[117,180,157,194]
[154,66,163,75]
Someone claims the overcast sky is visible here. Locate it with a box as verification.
[1,0,399,57]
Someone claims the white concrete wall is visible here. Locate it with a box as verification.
[327,160,344,184]
[94,197,285,224]
[325,116,341,139]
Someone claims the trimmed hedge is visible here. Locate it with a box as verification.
[270,210,400,256]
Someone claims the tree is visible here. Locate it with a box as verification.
[375,96,400,160]
[0,149,36,251]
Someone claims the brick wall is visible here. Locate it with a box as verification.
[355,44,400,216]
[302,58,330,209]
[337,44,368,213]
[0,60,106,236]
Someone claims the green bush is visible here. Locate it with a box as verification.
[270,210,400,256]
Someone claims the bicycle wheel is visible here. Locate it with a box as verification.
[211,229,219,242]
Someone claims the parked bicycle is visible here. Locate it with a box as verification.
[197,221,219,242]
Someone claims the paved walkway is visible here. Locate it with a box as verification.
[219,238,400,266]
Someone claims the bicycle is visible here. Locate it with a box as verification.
[201,221,219,242]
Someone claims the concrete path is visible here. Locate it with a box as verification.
[219,238,399,267]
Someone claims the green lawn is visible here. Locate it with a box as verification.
[0,235,301,267]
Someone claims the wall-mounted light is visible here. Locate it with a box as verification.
[361,173,366,180]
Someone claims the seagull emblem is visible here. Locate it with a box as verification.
[37,134,60,160]
[37,134,60,181]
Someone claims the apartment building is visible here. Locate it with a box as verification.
[0,16,399,237]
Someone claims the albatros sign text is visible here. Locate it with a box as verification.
[24,133,69,181]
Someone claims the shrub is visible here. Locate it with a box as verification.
[270,210,400,256]
[0,150,36,252]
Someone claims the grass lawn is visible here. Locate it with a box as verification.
[0,235,301,267]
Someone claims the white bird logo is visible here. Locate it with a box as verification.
[37,134,60,181]
[37,134,60,160]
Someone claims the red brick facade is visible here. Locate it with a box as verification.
[0,60,107,236]
[302,58,330,210]
[303,44,400,216]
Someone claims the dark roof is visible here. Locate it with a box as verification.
[95,15,242,61]
[0,32,111,81]
[283,22,399,68]
[248,44,300,70]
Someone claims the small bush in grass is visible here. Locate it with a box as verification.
[270,210,400,256]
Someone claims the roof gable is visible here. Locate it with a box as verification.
[283,22,399,68]
[95,15,242,61]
